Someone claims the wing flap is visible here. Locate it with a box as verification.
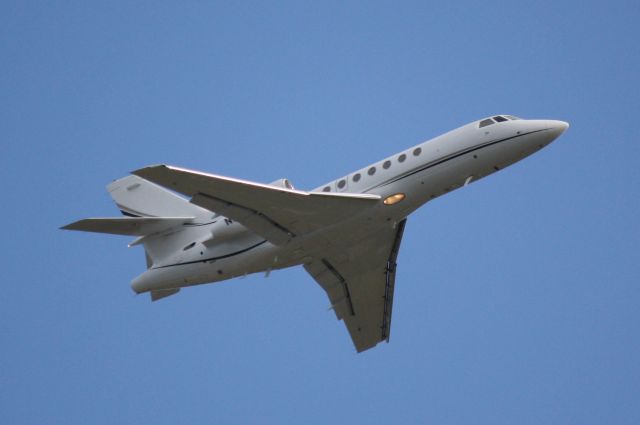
[61,217,193,236]
[304,259,354,320]
[191,192,293,245]
[133,165,380,245]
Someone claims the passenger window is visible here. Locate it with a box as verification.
[479,118,494,128]
[413,147,422,156]
[383,160,391,169]
[322,186,331,192]
[353,173,361,182]
[493,116,508,122]
[368,167,376,176]
[398,154,407,163]
[337,179,346,189]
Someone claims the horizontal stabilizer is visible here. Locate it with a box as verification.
[133,165,381,245]
[61,217,193,236]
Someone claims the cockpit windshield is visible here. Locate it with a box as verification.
[478,115,521,128]
[479,118,495,128]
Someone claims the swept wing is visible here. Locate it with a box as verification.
[127,165,407,351]
[133,165,380,245]
[304,219,407,352]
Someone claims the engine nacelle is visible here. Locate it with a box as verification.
[269,178,295,190]
[203,219,248,244]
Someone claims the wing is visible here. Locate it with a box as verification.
[133,165,380,245]
[304,219,407,352]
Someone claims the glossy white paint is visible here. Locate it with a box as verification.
[63,115,568,352]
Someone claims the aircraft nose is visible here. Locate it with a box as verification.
[547,120,569,139]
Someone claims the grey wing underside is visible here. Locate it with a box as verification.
[133,165,380,245]
[304,219,407,352]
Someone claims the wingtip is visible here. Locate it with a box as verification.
[131,164,168,177]
[60,221,79,231]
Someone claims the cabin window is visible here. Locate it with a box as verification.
[368,167,376,176]
[353,173,361,182]
[383,160,391,169]
[413,147,422,156]
[479,118,495,128]
[493,115,508,122]
[322,186,331,192]
[337,179,346,189]
[398,153,407,163]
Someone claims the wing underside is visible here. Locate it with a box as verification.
[304,219,407,352]
[133,165,381,245]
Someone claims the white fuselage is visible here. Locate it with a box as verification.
[131,117,568,294]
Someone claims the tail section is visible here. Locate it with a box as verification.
[107,175,210,219]
[63,174,213,271]
[61,216,194,236]
[62,174,218,301]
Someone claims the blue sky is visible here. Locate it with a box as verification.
[2,1,639,424]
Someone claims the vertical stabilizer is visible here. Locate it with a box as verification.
[107,175,210,219]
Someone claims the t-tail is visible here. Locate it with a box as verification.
[61,175,212,299]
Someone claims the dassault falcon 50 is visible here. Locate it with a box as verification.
[63,115,568,352]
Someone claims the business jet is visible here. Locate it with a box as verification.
[62,115,568,352]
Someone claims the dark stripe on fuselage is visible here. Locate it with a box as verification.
[120,210,216,226]
[117,204,153,218]
[183,220,218,227]
[154,239,268,269]
[367,128,550,192]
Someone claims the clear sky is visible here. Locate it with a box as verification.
[2,1,639,424]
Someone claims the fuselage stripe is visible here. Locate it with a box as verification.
[155,239,268,269]
[365,128,550,192]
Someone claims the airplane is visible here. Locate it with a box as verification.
[62,115,569,352]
